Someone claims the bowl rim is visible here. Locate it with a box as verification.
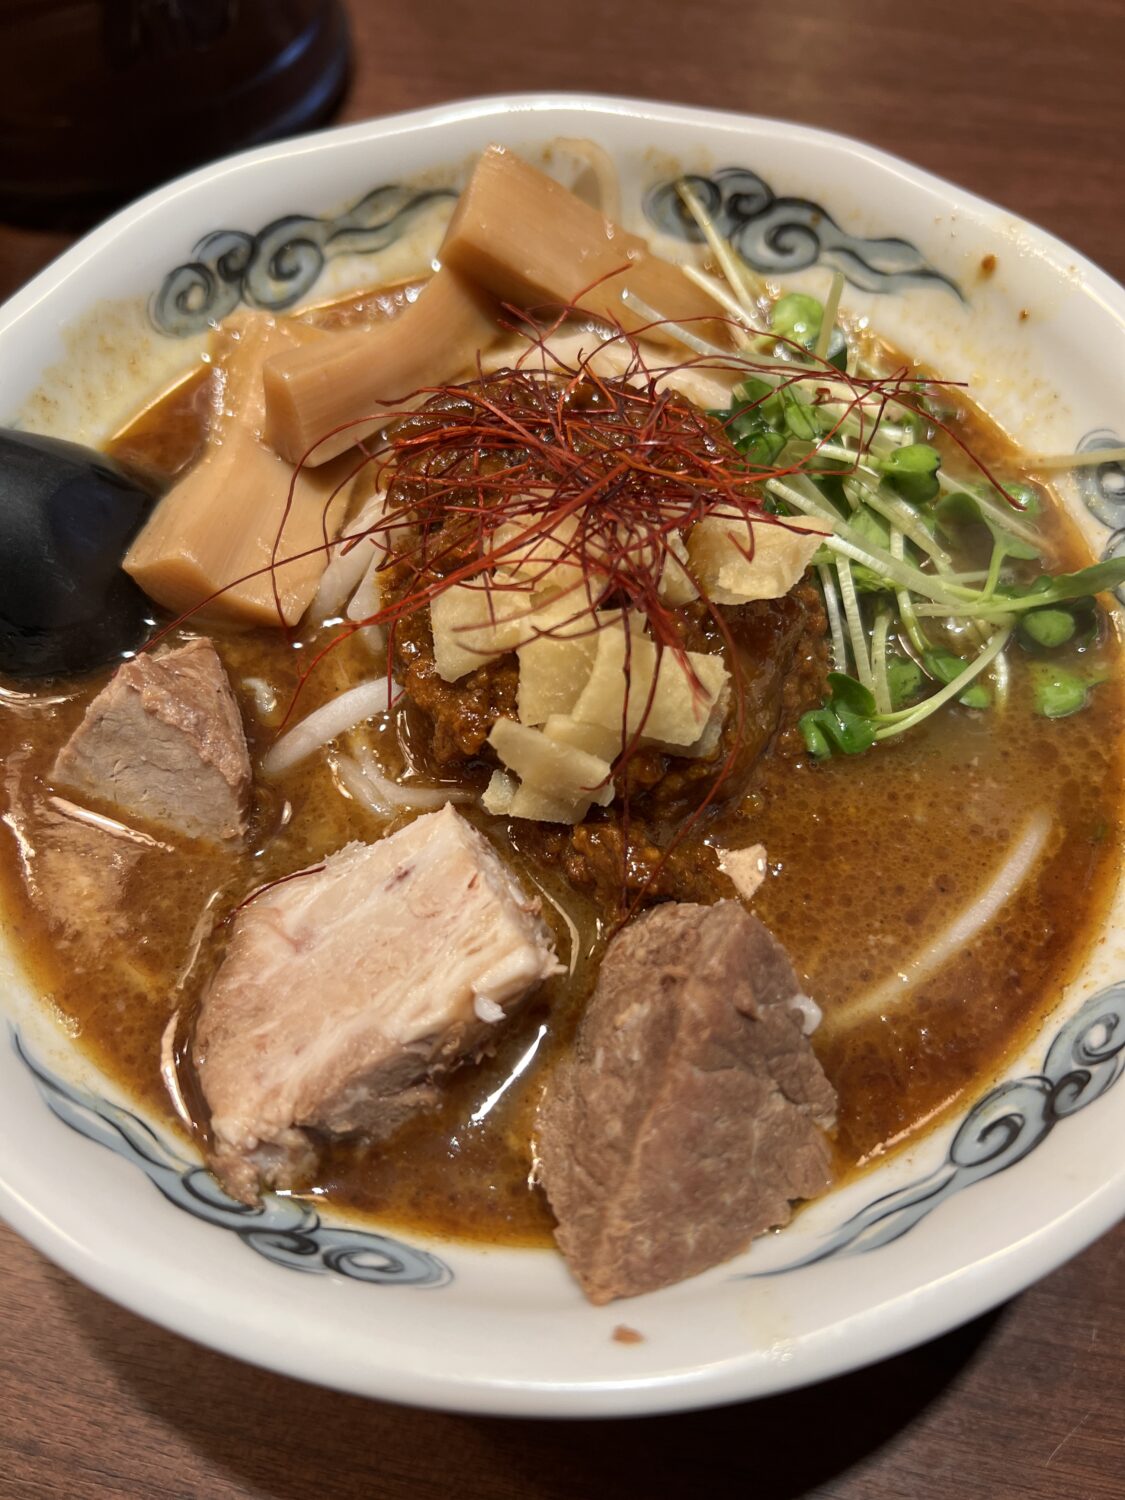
[1,90,1122,1419]
[4,90,1124,342]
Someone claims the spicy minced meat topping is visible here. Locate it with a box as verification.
[376,376,829,909]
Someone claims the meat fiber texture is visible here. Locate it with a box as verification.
[194,805,560,1204]
[536,901,837,1304]
[52,638,250,843]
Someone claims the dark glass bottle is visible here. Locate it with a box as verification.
[0,1,350,226]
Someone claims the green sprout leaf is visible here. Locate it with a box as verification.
[826,671,877,715]
[1019,608,1076,649]
[711,383,790,470]
[780,386,824,442]
[732,377,782,422]
[996,557,1125,608]
[1029,663,1090,718]
[736,425,788,469]
[886,653,923,708]
[772,292,823,344]
[893,407,933,445]
[935,489,1040,560]
[922,648,991,708]
[822,327,849,372]
[876,443,942,504]
[799,672,879,758]
[848,508,896,593]
[770,293,847,370]
[1000,480,1042,515]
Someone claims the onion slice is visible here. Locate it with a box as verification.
[346,552,386,656]
[824,811,1051,1037]
[263,679,398,776]
[306,487,392,620]
[334,746,473,818]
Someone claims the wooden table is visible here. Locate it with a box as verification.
[1,2,1122,1495]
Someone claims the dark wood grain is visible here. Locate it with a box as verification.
[1,1,1123,1496]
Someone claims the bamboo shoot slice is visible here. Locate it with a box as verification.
[570,617,728,746]
[440,146,728,348]
[124,425,351,627]
[688,515,830,604]
[541,713,623,764]
[480,330,635,384]
[431,573,573,682]
[516,629,600,725]
[494,512,593,597]
[262,267,500,465]
[432,578,599,684]
[488,718,614,808]
[211,313,329,442]
[656,363,740,411]
[508,782,591,824]
[643,682,730,760]
[430,580,518,682]
[482,769,516,815]
[657,530,699,605]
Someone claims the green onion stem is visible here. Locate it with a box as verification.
[814,271,846,363]
[767,478,978,605]
[991,646,1010,713]
[835,555,874,690]
[766,477,840,524]
[675,180,766,314]
[891,529,928,653]
[681,264,759,330]
[824,535,972,605]
[981,539,1005,602]
[913,597,1032,619]
[817,561,849,672]
[619,290,731,359]
[817,444,878,472]
[1026,446,1125,470]
[856,483,954,569]
[871,607,893,714]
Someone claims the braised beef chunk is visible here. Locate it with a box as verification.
[194,805,559,1204]
[52,638,250,843]
[536,901,836,1303]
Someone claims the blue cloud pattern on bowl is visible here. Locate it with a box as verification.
[15,977,1122,1290]
[645,169,964,299]
[747,980,1124,1276]
[1078,428,1125,602]
[150,183,456,336]
[13,1030,451,1288]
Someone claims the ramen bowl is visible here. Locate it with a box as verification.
[0,94,1122,1417]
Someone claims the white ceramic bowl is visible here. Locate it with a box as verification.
[1,94,1122,1418]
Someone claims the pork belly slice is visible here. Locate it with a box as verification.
[52,638,251,844]
[194,805,559,1203]
[536,901,837,1304]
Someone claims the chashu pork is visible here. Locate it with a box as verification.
[52,638,251,843]
[536,900,837,1303]
[194,804,559,1203]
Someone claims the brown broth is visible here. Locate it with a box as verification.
[0,299,1121,1248]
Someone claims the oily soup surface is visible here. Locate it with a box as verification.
[0,294,1122,1248]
